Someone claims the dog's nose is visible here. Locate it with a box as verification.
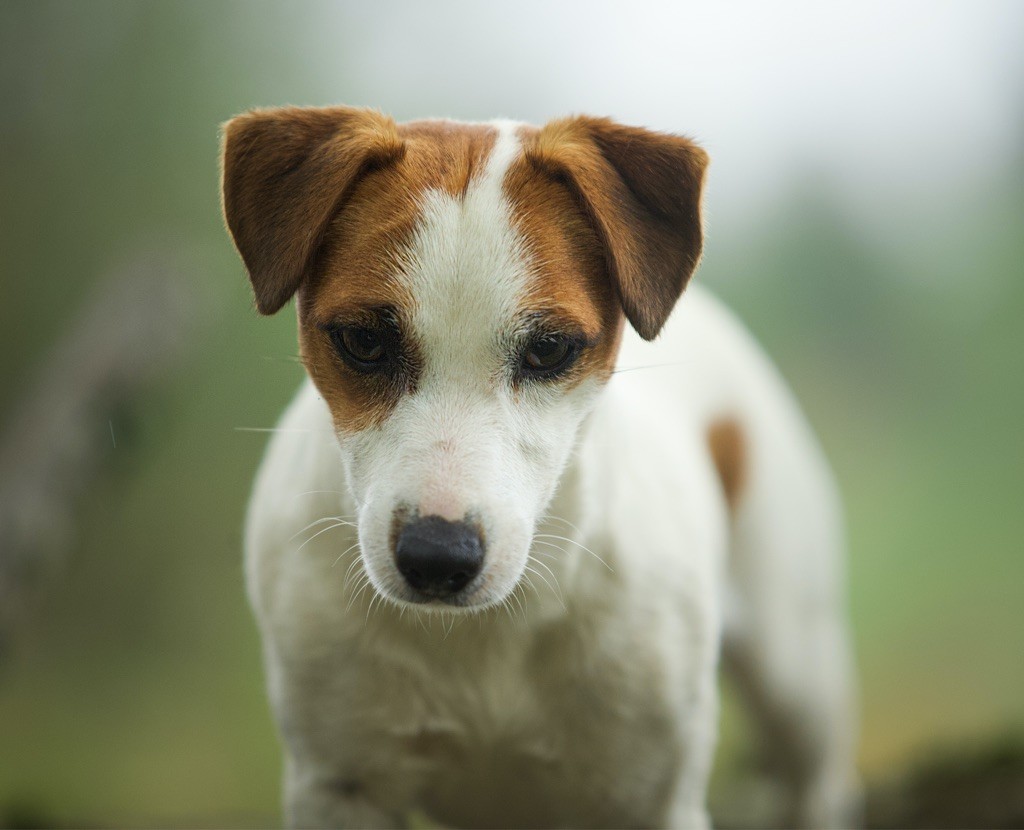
[395,516,484,597]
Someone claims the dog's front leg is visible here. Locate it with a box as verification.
[662,665,718,830]
[284,760,404,830]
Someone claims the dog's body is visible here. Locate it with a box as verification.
[223,110,858,828]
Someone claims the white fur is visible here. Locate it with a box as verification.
[244,128,859,828]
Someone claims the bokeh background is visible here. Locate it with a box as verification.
[1,1,1022,826]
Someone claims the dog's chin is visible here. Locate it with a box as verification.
[378,582,515,615]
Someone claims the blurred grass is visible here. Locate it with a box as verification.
[1,2,1022,825]
[706,162,1024,771]
[0,267,297,822]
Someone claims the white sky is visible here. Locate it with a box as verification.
[292,1,1022,256]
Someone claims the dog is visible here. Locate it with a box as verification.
[220,106,859,829]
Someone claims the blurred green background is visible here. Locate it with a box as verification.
[1,1,1022,825]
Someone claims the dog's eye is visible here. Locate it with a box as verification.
[331,325,387,369]
[521,334,579,378]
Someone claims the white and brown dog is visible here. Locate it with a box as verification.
[220,107,859,829]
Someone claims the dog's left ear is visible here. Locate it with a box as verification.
[527,116,708,340]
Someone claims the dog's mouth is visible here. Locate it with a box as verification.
[369,571,510,613]
[395,584,490,610]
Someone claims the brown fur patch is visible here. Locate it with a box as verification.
[707,418,746,510]
[299,314,415,435]
[221,106,405,315]
[397,119,498,199]
[523,116,709,341]
[505,126,624,383]
[293,117,498,433]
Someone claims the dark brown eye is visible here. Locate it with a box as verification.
[522,334,578,377]
[332,326,386,368]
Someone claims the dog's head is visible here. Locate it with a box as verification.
[221,107,707,611]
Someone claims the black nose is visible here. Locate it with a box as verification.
[395,516,484,598]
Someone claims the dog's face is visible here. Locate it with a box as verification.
[222,108,707,610]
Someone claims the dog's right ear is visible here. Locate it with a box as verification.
[220,106,405,315]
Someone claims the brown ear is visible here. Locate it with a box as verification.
[220,105,405,314]
[527,116,708,340]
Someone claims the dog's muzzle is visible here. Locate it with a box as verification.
[394,515,484,599]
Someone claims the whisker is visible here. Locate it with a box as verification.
[295,521,349,554]
[344,574,363,611]
[345,572,373,613]
[365,591,382,624]
[527,558,564,602]
[506,595,521,628]
[332,541,361,568]
[534,533,613,572]
[260,354,305,364]
[524,563,565,610]
[531,555,559,578]
[530,546,560,562]
[519,570,542,599]
[532,539,567,555]
[540,514,586,536]
[509,585,527,626]
[290,515,355,542]
[610,361,689,375]
[343,553,364,582]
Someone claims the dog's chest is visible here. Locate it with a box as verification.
[338,613,684,827]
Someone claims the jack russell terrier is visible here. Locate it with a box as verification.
[220,106,859,829]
